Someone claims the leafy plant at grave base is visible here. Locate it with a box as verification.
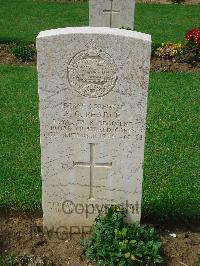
[10,43,36,61]
[81,206,163,266]
[154,42,183,59]
[0,255,16,266]
[184,28,200,62]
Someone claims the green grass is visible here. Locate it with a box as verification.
[0,0,89,44]
[0,65,199,221]
[0,66,41,209]
[0,0,200,45]
[135,4,200,46]
[143,71,200,221]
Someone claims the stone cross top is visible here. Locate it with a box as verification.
[74,143,112,200]
[89,0,135,30]
[103,0,120,28]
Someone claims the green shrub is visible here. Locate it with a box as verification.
[10,43,36,61]
[81,206,164,266]
[0,255,16,266]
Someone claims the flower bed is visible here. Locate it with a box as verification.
[153,28,200,67]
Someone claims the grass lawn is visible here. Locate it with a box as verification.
[0,66,41,209]
[0,65,199,222]
[0,0,200,45]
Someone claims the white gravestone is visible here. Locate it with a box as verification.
[37,27,151,230]
[89,0,135,30]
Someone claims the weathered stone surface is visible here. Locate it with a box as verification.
[89,0,135,30]
[37,27,151,229]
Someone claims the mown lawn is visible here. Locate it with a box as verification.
[0,0,200,45]
[0,65,199,222]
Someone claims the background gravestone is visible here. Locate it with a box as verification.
[37,27,151,229]
[89,0,135,30]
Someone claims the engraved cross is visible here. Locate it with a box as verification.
[103,0,120,28]
[73,143,112,200]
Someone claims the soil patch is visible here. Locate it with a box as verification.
[151,57,200,73]
[0,213,91,265]
[0,212,199,265]
[1,44,200,73]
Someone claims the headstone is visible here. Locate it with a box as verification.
[37,27,151,231]
[89,0,135,30]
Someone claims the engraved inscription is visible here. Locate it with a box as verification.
[73,143,112,200]
[67,43,118,98]
[48,102,137,140]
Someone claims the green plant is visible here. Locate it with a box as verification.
[81,206,163,265]
[10,43,36,61]
[0,255,16,266]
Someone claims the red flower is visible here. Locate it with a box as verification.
[185,28,200,47]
